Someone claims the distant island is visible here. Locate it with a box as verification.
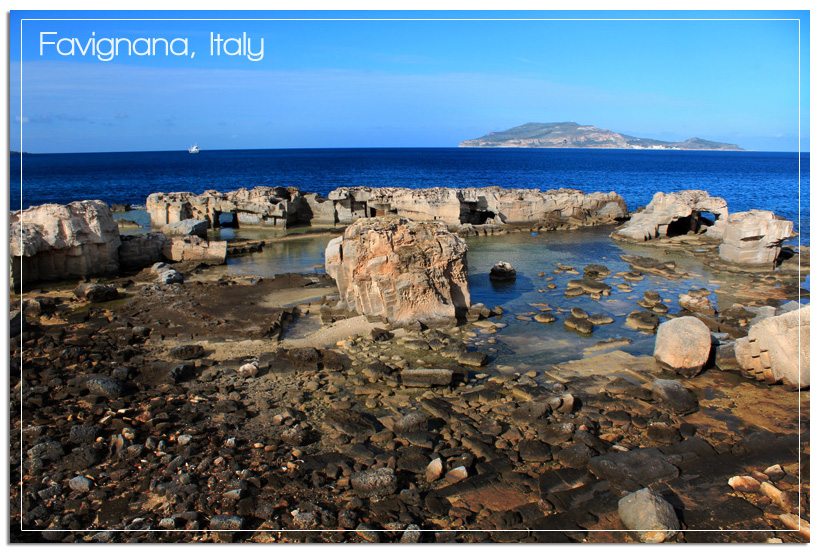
[459,122,744,151]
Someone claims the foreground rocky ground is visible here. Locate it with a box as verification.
[10,243,810,543]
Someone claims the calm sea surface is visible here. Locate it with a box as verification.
[11,148,809,244]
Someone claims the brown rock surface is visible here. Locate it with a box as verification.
[325,217,470,326]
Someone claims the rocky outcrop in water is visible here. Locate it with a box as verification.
[325,217,470,326]
[147,186,628,230]
[712,210,795,265]
[163,236,227,264]
[611,190,728,242]
[10,201,121,289]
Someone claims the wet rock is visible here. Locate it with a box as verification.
[564,317,593,334]
[587,314,614,325]
[626,311,659,332]
[489,261,517,281]
[583,264,611,279]
[652,379,698,415]
[351,467,398,498]
[567,279,611,296]
[679,292,717,317]
[618,487,680,543]
[73,282,119,303]
[209,515,244,530]
[458,351,488,367]
[588,447,679,492]
[534,313,556,324]
[654,316,712,377]
[570,307,588,319]
[169,344,205,360]
[401,368,453,387]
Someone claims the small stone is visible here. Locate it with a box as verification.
[728,475,761,493]
[351,467,398,498]
[69,476,93,492]
[209,515,244,530]
[444,466,468,483]
[652,379,698,415]
[169,344,205,360]
[426,458,443,482]
[458,351,488,367]
[489,261,517,281]
[237,362,258,378]
[618,487,680,543]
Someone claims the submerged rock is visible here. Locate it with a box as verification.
[652,379,698,414]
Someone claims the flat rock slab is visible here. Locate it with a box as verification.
[401,368,453,387]
[588,447,680,493]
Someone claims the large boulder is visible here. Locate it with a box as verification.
[325,217,470,327]
[10,200,121,289]
[611,190,728,242]
[654,316,712,377]
[714,210,794,265]
[732,305,809,388]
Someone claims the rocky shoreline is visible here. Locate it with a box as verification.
[10,187,809,543]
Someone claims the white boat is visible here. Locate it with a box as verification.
[188,143,200,154]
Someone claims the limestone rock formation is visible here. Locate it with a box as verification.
[162,236,227,264]
[10,200,121,289]
[654,316,712,377]
[713,210,794,265]
[732,305,809,389]
[118,232,167,271]
[329,186,627,227]
[148,186,627,230]
[325,217,470,327]
[147,186,302,229]
[611,190,728,242]
[162,219,209,238]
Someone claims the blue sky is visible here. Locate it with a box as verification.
[9,10,809,152]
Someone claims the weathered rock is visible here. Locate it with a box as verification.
[714,210,794,265]
[611,190,728,242]
[325,218,470,326]
[534,313,556,324]
[162,219,209,238]
[401,368,453,387]
[10,200,121,288]
[626,311,659,332]
[209,515,245,530]
[588,447,679,492]
[679,292,717,317]
[567,279,611,296]
[654,316,712,377]
[73,282,119,303]
[489,261,517,281]
[69,476,94,492]
[728,475,761,493]
[732,306,809,388]
[587,314,614,325]
[350,467,398,498]
[162,236,227,264]
[583,264,611,279]
[652,379,698,414]
[85,377,125,399]
[458,351,488,367]
[618,488,680,543]
[169,344,205,360]
[118,232,167,271]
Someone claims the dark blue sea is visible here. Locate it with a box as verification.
[10,148,809,244]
